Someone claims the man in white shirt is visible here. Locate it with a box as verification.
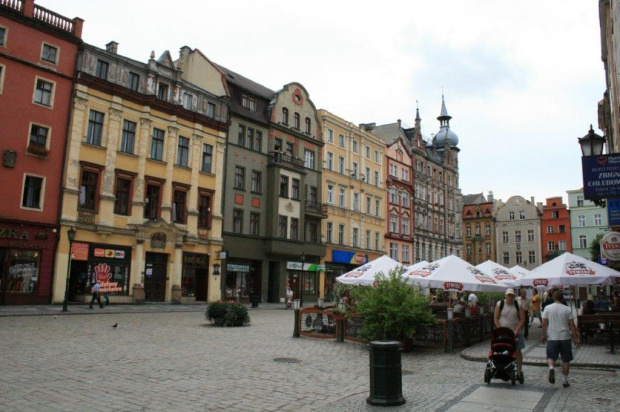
[468,292,478,314]
[542,290,580,388]
[89,279,104,309]
[494,288,526,380]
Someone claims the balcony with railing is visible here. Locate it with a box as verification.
[1,0,83,37]
[305,200,328,217]
[268,151,305,170]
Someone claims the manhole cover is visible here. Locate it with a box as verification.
[274,357,301,364]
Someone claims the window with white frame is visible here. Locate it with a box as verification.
[390,243,398,260]
[375,199,380,217]
[389,164,397,176]
[503,252,509,265]
[389,187,397,204]
[401,169,409,181]
[548,241,556,251]
[509,211,515,221]
[352,228,359,247]
[485,224,491,236]
[339,187,346,207]
[547,225,554,234]
[33,78,54,107]
[352,140,358,153]
[327,152,333,170]
[327,184,334,204]
[402,245,410,263]
[327,129,333,143]
[595,214,602,226]
[338,224,345,245]
[353,193,359,211]
[579,235,587,248]
[22,175,44,210]
[515,231,522,243]
[519,210,526,220]
[304,149,315,169]
[326,222,333,243]
[529,251,536,263]
[339,134,345,147]
[375,150,380,162]
[374,171,379,186]
[502,231,509,243]
[366,196,371,214]
[400,192,409,208]
[559,240,566,250]
[41,43,58,65]
[375,232,380,250]
[485,243,491,255]
[390,215,398,232]
[338,156,344,174]
[402,217,410,235]
[466,226,471,237]
[516,251,523,264]
[352,162,358,178]
[365,167,370,183]
[528,229,534,242]
[578,215,585,227]
[365,146,370,158]
[241,94,256,111]
[466,244,472,256]
[577,196,584,207]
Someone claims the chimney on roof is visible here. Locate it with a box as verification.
[397,119,401,129]
[531,196,535,204]
[106,41,119,54]
[488,191,494,203]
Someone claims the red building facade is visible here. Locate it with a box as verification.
[540,196,572,263]
[0,0,82,304]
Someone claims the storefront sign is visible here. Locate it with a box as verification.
[608,199,620,227]
[286,262,325,271]
[183,253,207,267]
[601,231,620,261]
[332,250,368,265]
[93,262,124,293]
[71,243,89,261]
[227,263,250,272]
[582,154,620,200]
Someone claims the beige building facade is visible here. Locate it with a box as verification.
[319,110,385,297]
[53,43,228,305]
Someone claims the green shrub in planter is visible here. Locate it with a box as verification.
[351,269,436,341]
[206,301,250,326]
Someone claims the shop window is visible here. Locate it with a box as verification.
[22,175,44,210]
[5,250,40,294]
[79,169,99,211]
[144,183,161,219]
[172,189,187,224]
[114,176,132,215]
[198,193,212,229]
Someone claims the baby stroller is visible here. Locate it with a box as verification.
[484,327,524,386]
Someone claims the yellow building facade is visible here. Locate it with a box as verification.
[53,44,228,305]
[318,110,385,298]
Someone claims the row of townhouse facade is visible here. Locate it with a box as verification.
[462,190,611,271]
[0,0,462,306]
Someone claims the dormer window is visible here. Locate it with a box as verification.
[95,59,108,79]
[242,94,256,111]
[157,83,169,100]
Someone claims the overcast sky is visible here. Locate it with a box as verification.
[45,0,604,205]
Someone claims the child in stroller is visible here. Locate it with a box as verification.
[484,327,524,385]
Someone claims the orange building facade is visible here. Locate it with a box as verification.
[540,196,572,262]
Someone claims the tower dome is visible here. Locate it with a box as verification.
[432,95,459,148]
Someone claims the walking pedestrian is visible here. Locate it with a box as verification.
[542,289,580,388]
[286,287,294,309]
[530,289,543,327]
[89,279,104,309]
[494,288,526,380]
[517,290,531,339]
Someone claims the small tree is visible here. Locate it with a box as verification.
[350,269,436,341]
[590,232,605,262]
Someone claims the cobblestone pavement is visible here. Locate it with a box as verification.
[1,306,619,411]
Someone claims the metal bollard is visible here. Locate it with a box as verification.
[367,341,406,406]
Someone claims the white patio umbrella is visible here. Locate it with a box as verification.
[335,255,403,286]
[476,260,520,287]
[515,252,620,288]
[404,255,507,292]
[510,265,531,278]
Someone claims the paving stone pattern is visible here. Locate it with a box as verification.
[0,306,619,411]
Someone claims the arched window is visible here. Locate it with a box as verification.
[305,117,311,134]
[282,108,289,125]
[294,113,300,129]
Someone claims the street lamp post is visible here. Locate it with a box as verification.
[300,251,306,308]
[62,227,76,312]
[578,125,607,207]
[293,299,301,338]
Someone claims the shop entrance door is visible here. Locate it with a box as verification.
[194,268,207,301]
[144,252,167,302]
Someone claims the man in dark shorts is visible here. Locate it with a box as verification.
[542,290,580,387]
